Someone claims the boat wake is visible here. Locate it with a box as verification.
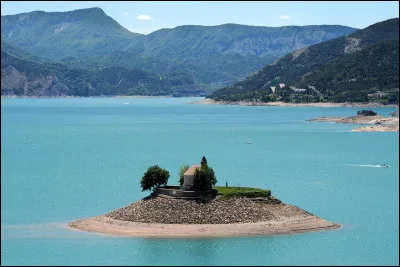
[345,164,389,168]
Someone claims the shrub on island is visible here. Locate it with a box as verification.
[140,165,170,192]
[214,186,271,198]
[179,164,189,186]
[193,165,217,190]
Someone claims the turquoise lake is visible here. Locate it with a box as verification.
[1,97,399,266]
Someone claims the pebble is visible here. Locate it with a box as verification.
[106,196,275,224]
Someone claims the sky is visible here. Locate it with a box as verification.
[1,1,399,34]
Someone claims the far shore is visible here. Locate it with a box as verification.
[1,95,173,99]
[190,98,399,108]
[2,95,399,108]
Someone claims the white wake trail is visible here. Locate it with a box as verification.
[344,164,385,168]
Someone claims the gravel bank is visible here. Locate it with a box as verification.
[191,98,398,108]
[307,115,399,132]
[69,196,340,237]
[106,196,276,224]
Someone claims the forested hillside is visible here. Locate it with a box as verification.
[1,8,356,96]
[209,18,399,104]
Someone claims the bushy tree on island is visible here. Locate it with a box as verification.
[140,165,170,192]
[193,165,217,190]
[179,164,190,186]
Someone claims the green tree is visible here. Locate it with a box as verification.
[140,165,170,192]
[179,164,190,186]
[193,165,217,190]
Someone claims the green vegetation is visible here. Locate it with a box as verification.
[1,8,356,95]
[1,47,202,96]
[178,164,189,186]
[1,8,143,59]
[209,18,399,104]
[193,165,217,190]
[1,11,354,61]
[140,165,170,192]
[214,186,271,198]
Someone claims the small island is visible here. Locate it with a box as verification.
[308,110,399,132]
[69,157,340,237]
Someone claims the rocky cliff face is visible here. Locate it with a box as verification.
[142,24,357,60]
[1,66,69,96]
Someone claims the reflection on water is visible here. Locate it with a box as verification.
[1,223,103,239]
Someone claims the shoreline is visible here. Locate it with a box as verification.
[1,95,173,99]
[307,115,399,132]
[190,98,399,108]
[2,95,399,108]
[69,215,340,238]
[68,198,341,238]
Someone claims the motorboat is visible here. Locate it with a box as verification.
[381,164,390,168]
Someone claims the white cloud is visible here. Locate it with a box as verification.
[123,12,129,16]
[278,15,291,20]
[128,27,157,34]
[136,15,154,21]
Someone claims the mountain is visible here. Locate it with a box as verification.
[1,42,202,97]
[1,40,44,62]
[1,8,144,59]
[1,8,357,94]
[69,52,273,92]
[143,23,356,59]
[209,18,399,103]
[1,9,356,60]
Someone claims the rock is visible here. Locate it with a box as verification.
[106,196,276,224]
[357,110,377,116]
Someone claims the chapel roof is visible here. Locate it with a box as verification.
[184,165,201,176]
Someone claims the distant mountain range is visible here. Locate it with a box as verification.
[209,18,399,103]
[1,7,357,97]
[1,41,202,97]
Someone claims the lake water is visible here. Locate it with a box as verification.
[1,97,398,266]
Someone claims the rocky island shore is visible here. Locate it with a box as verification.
[307,115,399,132]
[69,195,340,238]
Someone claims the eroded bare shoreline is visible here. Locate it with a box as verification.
[191,98,399,108]
[68,197,341,238]
[1,95,172,99]
[2,95,398,108]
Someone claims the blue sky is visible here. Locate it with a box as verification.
[1,1,399,34]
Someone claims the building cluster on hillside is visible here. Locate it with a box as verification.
[367,91,388,99]
[270,83,286,94]
[268,83,322,97]
[289,87,307,94]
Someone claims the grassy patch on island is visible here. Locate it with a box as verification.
[213,186,271,198]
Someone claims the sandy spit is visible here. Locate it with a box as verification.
[69,201,341,238]
[307,116,399,132]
